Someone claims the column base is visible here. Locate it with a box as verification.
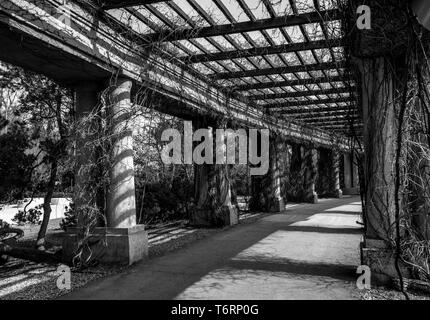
[190,205,238,228]
[335,189,343,198]
[269,197,285,213]
[304,192,318,204]
[343,187,359,195]
[360,238,411,286]
[62,225,148,266]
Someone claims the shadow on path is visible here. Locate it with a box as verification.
[62,196,363,300]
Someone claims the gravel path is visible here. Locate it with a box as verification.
[0,259,125,300]
[359,287,430,300]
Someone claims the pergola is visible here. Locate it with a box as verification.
[94,0,359,139]
[2,0,428,283]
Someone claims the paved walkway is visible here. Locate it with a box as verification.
[63,196,363,300]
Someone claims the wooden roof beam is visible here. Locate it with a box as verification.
[181,39,344,63]
[292,110,359,120]
[303,118,361,125]
[266,96,354,109]
[100,0,169,9]
[249,87,353,100]
[143,9,341,43]
[233,75,351,91]
[212,61,345,80]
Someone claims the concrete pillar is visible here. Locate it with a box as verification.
[250,132,285,212]
[357,57,403,284]
[286,142,304,202]
[343,152,352,189]
[358,58,397,241]
[316,148,331,197]
[349,0,410,284]
[409,109,430,239]
[64,77,148,266]
[302,144,318,204]
[342,152,360,195]
[191,119,238,227]
[268,134,285,212]
[106,78,137,228]
[280,143,291,201]
[352,156,359,188]
[316,148,342,198]
[74,82,100,227]
[330,150,342,198]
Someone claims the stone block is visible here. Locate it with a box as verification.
[360,240,411,286]
[269,197,285,213]
[190,205,238,228]
[62,225,148,266]
[343,187,359,195]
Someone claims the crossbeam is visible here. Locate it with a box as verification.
[233,75,350,91]
[303,118,360,125]
[250,87,353,100]
[181,39,344,63]
[100,0,167,9]
[143,9,341,43]
[304,118,361,125]
[266,96,354,108]
[212,61,345,80]
[319,123,363,128]
[294,110,359,119]
[321,123,363,127]
[0,0,354,150]
[273,105,354,115]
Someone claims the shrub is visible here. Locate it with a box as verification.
[230,164,250,196]
[60,202,77,231]
[136,177,194,225]
[0,121,36,202]
[12,204,42,225]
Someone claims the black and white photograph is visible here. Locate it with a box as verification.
[0,0,430,308]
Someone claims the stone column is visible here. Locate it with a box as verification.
[408,102,430,239]
[280,143,291,202]
[106,77,137,228]
[352,156,359,189]
[343,152,352,189]
[302,144,318,203]
[268,134,285,212]
[64,77,148,266]
[287,142,304,202]
[191,119,238,227]
[74,82,100,227]
[330,149,342,198]
[347,0,412,285]
[316,148,330,197]
[358,58,397,241]
[249,132,285,212]
[316,148,342,198]
[355,57,405,284]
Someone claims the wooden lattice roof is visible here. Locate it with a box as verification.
[99,0,360,138]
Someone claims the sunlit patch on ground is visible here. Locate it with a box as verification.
[175,267,359,300]
[232,230,361,267]
[0,257,123,300]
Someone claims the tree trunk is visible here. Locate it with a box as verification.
[36,93,64,250]
[36,159,58,250]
